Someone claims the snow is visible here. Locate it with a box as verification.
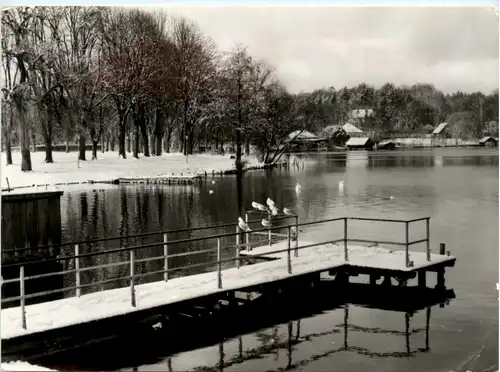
[1,151,262,189]
[0,361,55,371]
[242,241,455,271]
[0,240,455,341]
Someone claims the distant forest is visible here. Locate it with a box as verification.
[2,6,498,171]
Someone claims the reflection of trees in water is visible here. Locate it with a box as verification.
[442,155,499,166]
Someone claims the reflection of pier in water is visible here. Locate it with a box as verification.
[122,285,453,372]
[188,300,441,372]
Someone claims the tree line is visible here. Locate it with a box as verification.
[2,7,498,172]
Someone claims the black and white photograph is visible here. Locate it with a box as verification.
[0,3,498,372]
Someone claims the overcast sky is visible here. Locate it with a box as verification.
[159,6,498,94]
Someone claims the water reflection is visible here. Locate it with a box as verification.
[29,284,455,371]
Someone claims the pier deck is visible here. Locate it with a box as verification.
[1,239,455,341]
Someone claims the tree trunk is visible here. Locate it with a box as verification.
[92,140,99,160]
[32,131,37,152]
[78,134,86,161]
[105,136,110,152]
[65,137,70,153]
[244,137,250,155]
[118,112,126,159]
[111,135,116,152]
[44,136,53,163]
[14,98,32,171]
[5,132,12,165]
[133,124,139,159]
[140,121,150,157]
[3,112,13,165]
[126,120,131,153]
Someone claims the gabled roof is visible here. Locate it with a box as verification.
[346,137,371,146]
[433,122,448,134]
[342,123,363,134]
[479,136,498,144]
[288,130,319,141]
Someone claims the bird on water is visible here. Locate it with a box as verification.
[295,182,302,195]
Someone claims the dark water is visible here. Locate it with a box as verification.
[54,148,498,372]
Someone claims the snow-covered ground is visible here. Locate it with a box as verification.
[0,361,55,371]
[0,239,455,341]
[1,151,262,189]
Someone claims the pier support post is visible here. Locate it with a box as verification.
[75,244,81,297]
[382,276,392,287]
[20,266,26,330]
[163,233,169,281]
[436,243,446,289]
[217,238,222,289]
[369,274,379,285]
[418,270,427,288]
[130,250,136,307]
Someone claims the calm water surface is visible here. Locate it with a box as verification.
[57,148,498,372]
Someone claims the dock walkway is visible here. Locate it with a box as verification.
[1,239,455,341]
[1,214,457,357]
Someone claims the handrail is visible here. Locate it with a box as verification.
[1,216,429,256]
[1,215,434,330]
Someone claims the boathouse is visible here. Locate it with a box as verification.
[346,137,373,150]
[478,136,498,147]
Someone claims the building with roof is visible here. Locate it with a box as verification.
[478,136,498,147]
[345,137,373,150]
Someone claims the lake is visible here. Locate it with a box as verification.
[51,148,500,371]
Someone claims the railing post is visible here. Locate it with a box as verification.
[287,226,292,274]
[217,238,222,289]
[75,244,81,297]
[344,218,348,261]
[245,213,250,252]
[163,233,169,282]
[405,221,410,268]
[236,226,240,269]
[426,218,431,261]
[294,215,299,257]
[130,250,136,307]
[20,266,26,330]
[268,212,272,246]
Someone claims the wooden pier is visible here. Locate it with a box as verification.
[1,215,456,358]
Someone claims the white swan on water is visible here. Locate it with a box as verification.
[238,217,252,232]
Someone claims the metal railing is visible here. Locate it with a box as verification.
[1,216,431,330]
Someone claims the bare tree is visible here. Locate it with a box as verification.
[2,7,37,171]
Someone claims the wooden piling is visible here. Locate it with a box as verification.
[436,243,446,289]
[426,217,431,261]
[369,274,378,285]
[294,215,299,257]
[245,213,250,252]
[405,221,410,268]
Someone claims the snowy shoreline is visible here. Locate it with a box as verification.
[1,151,272,191]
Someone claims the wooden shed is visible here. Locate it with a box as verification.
[346,137,373,150]
[478,136,498,147]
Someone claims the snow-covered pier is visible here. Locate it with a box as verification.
[0,216,456,358]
